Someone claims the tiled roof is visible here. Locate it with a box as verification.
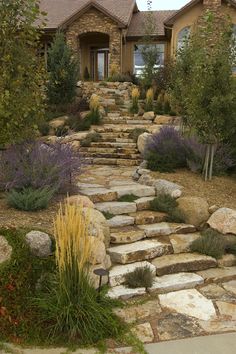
[127,10,177,37]
[39,0,136,29]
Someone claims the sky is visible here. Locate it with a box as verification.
[136,0,189,10]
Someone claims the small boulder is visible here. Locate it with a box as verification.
[85,208,110,247]
[49,116,68,129]
[208,208,236,235]
[0,236,12,265]
[67,195,94,208]
[143,111,155,120]
[137,132,152,155]
[177,197,209,227]
[154,115,173,125]
[25,231,52,258]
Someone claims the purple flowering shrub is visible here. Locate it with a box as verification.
[145,126,235,175]
[0,141,82,192]
[145,126,187,172]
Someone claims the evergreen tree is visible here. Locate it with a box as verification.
[47,32,79,106]
[0,0,46,145]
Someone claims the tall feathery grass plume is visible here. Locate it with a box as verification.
[145,87,154,112]
[130,87,140,114]
[88,94,101,124]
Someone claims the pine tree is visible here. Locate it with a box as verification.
[47,32,79,106]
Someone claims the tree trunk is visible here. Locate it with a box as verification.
[209,144,216,181]
[203,145,210,181]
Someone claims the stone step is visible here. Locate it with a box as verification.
[81,151,140,160]
[91,158,140,166]
[135,197,156,211]
[99,132,131,140]
[110,226,146,244]
[80,147,138,154]
[79,187,117,203]
[110,183,155,198]
[109,261,156,287]
[90,142,137,148]
[103,118,152,125]
[92,124,162,134]
[107,285,146,300]
[129,210,167,225]
[108,215,135,228]
[152,253,217,276]
[148,272,204,294]
[95,201,137,215]
[108,239,172,264]
[138,222,196,238]
[196,267,236,283]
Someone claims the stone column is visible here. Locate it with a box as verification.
[109,31,122,74]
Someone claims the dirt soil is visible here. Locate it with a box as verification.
[151,169,236,209]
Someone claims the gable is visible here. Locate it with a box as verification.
[39,0,136,29]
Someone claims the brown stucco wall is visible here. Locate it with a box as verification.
[65,7,122,76]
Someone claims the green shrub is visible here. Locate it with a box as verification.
[226,243,236,255]
[124,266,154,289]
[129,128,148,143]
[80,133,102,147]
[118,194,138,202]
[190,229,225,259]
[67,114,82,132]
[55,125,69,137]
[150,194,178,213]
[38,121,50,136]
[130,88,140,114]
[166,208,185,223]
[7,187,55,211]
[102,211,115,220]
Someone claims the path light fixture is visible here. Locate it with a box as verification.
[93,268,109,299]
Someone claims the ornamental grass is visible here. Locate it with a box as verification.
[130,87,140,114]
[145,88,154,112]
[35,201,123,344]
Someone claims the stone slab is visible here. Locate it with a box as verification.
[110,228,145,244]
[107,285,146,300]
[159,289,216,321]
[79,187,117,203]
[131,323,154,343]
[197,267,236,282]
[152,253,217,276]
[222,280,236,295]
[216,301,236,320]
[130,211,167,225]
[108,215,135,228]
[169,233,201,254]
[108,239,172,264]
[218,254,236,268]
[149,272,204,294]
[110,184,155,198]
[0,236,12,265]
[109,261,156,287]
[135,197,155,211]
[139,222,196,238]
[95,201,137,215]
[114,299,162,323]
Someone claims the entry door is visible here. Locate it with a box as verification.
[91,49,109,81]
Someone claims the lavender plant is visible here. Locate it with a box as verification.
[0,141,82,192]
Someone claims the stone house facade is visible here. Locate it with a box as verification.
[39,0,236,80]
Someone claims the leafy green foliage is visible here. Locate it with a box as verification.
[190,228,225,259]
[124,266,154,289]
[150,194,177,213]
[129,128,147,143]
[47,32,79,105]
[165,209,185,223]
[118,194,139,202]
[0,228,55,345]
[102,211,115,220]
[38,121,50,136]
[0,0,46,145]
[7,187,55,211]
[80,132,102,147]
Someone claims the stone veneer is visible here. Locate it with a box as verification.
[66,8,122,73]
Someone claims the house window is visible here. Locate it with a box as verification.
[134,44,165,76]
[177,26,191,51]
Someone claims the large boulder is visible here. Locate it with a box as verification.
[85,208,110,248]
[25,231,52,258]
[49,116,68,129]
[0,236,12,265]
[137,132,152,155]
[177,197,209,227]
[208,208,236,235]
[67,195,94,209]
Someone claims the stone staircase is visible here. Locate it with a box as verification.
[78,178,232,300]
[79,83,163,166]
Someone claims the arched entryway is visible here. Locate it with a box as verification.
[79,32,110,81]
